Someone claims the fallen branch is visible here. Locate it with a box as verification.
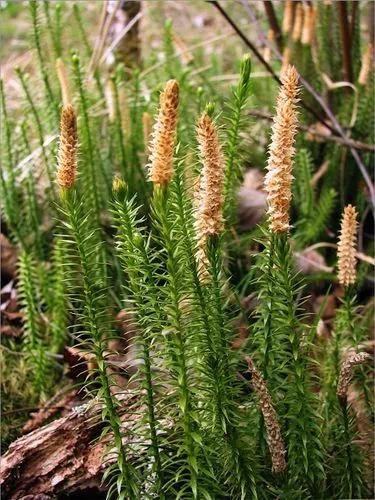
[208,0,335,133]
[248,109,375,152]
[337,1,353,83]
[0,403,105,499]
[263,1,283,52]
[0,392,139,499]
[211,0,375,209]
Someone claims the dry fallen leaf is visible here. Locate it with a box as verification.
[1,234,18,281]
[63,346,97,383]
[237,169,267,231]
[242,168,265,191]
[0,324,21,338]
[316,319,330,339]
[231,323,249,350]
[1,280,22,337]
[313,294,337,320]
[305,121,332,142]
[294,248,331,274]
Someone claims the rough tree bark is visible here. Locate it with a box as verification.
[0,403,106,499]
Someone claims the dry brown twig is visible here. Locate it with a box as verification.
[337,1,353,83]
[247,109,375,152]
[301,242,375,268]
[263,1,283,52]
[88,0,121,79]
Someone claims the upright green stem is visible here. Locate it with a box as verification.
[262,232,275,380]
[20,122,44,260]
[343,289,373,416]
[16,68,57,200]
[253,231,276,466]
[113,191,164,495]
[0,80,25,244]
[0,170,24,246]
[43,0,62,58]
[54,3,63,57]
[111,76,129,182]
[272,233,324,495]
[30,0,59,122]
[208,239,231,425]
[71,55,102,224]
[340,398,355,498]
[152,186,200,499]
[0,80,15,185]
[18,250,48,397]
[72,3,105,99]
[62,190,137,499]
[206,237,258,499]
[129,71,148,203]
[224,55,251,224]
[50,238,68,353]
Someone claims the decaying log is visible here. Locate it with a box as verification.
[0,402,106,499]
[1,387,142,500]
[22,389,78,434]
[0,312,144,499]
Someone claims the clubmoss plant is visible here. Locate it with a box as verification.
[57,104,78,190]
[49,238,68,353]
[110,72,130,185]
[195,109,225,275]
[43,0,62,59]
[337,205,358,288]
[337,351,370,401]
[264,65,299,234]
[193,108,258,498]
[322,204,372,499]
[16,67,56,200]
[56,58,71,106]
[29,0,59,122]
[330,348,371,499]
[223,54,252,225]
[148,79,179,186]
[112,179,164,497]
[18,249,49,398]
[57,103,138,499]
[20,121,45,260]
[253,65,325,496]
[0,79,24,245]
[147,80,210,499]
[1,6,373,498]
[71,53,108,221]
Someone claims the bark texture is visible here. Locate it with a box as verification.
[1,404,105,499]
